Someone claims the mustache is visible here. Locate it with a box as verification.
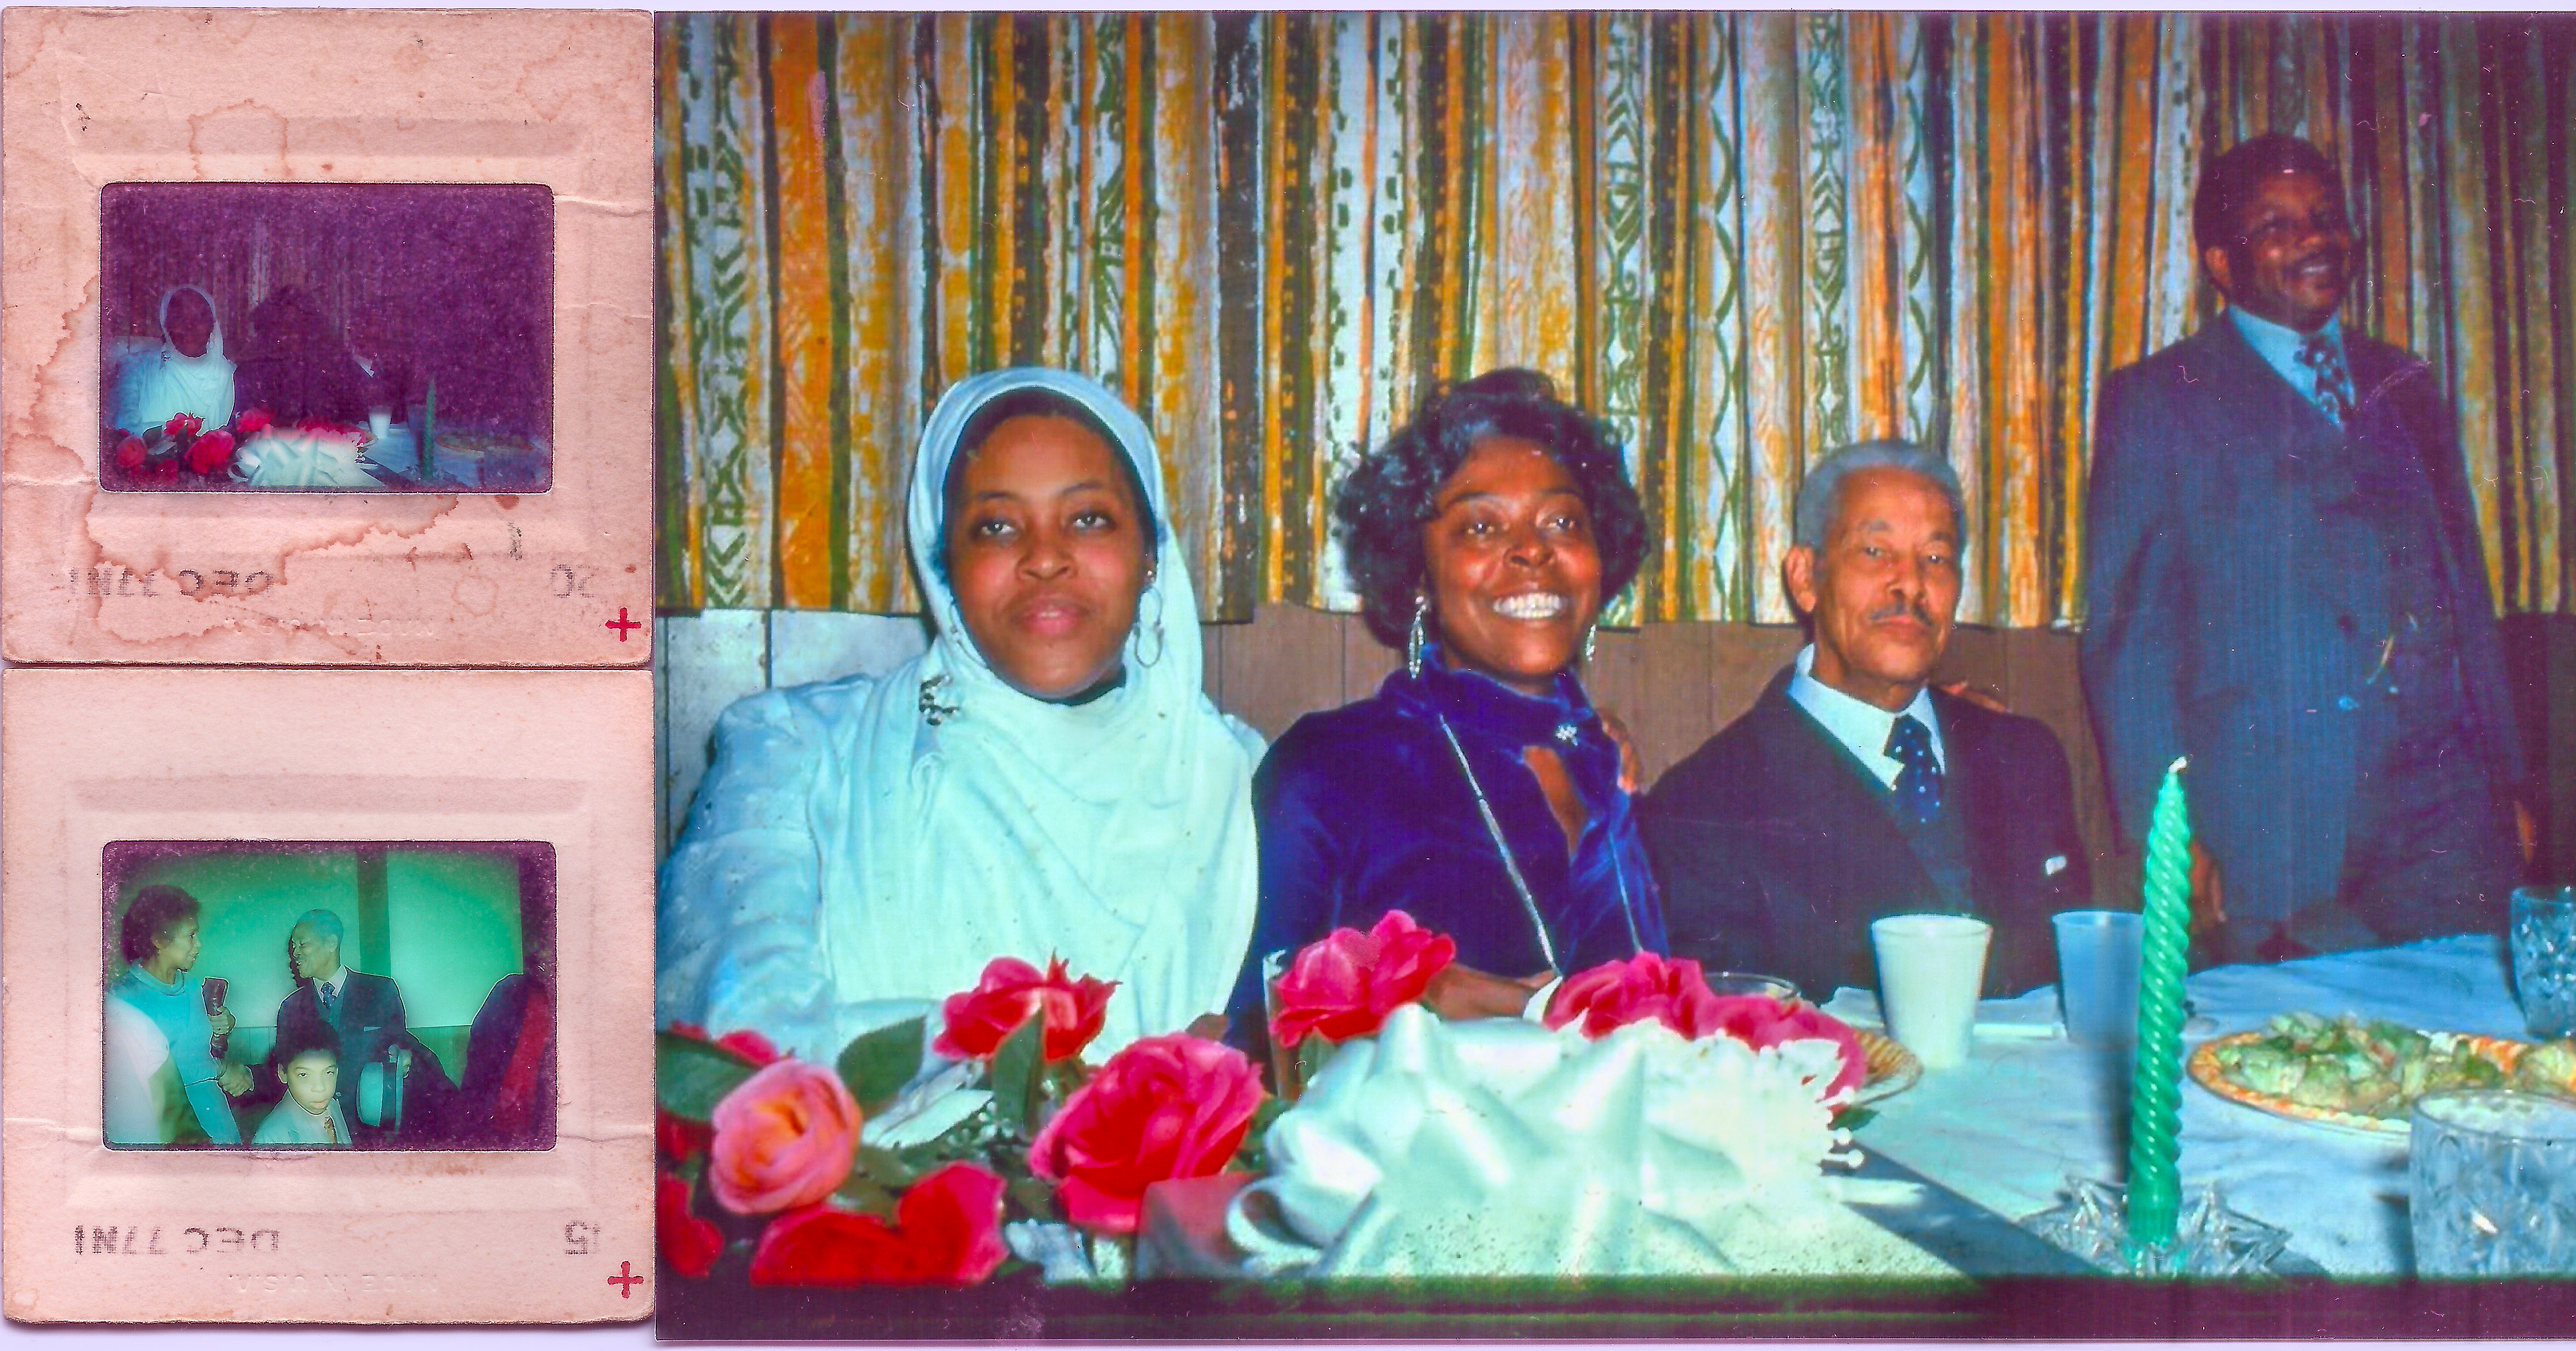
[1867,599,1936,627]
[2287,244,2348,274]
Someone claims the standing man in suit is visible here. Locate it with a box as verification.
[1643,441,2091,999]
[266,909,410,1144]
[2082,134,2530,965]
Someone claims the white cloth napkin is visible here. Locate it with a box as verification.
[1823,985,2066,1038]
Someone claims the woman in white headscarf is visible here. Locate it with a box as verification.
[657,368,1263,1062]
[110,285,236,435]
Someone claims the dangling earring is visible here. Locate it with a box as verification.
[1134,583,1166,669]
[1584,623,1598,665]
[1406,594,1430,679]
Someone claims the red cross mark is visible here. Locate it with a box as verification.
[605,608,642,642]
[607,1260,644,1298]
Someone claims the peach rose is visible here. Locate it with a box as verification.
[706,1059,862,1215]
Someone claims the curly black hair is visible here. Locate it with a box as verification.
[931,386,1162,582]
[1335,368,1649,649]
[119,885,200,965]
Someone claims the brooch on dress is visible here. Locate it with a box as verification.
[1554,724,1581,745]
[918,674,960,726]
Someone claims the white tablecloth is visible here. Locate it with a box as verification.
[1852,935,2526,1276]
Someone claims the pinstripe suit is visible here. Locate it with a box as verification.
[2081,317,2525,957]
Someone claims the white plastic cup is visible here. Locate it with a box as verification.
[2054,910,2145,1049]
[1870,913,1993,1070]
[367,406,393,442]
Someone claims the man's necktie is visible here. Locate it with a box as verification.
[319,983,337,1024]
[1886,715,1944,824]
[2297,332,2355,424]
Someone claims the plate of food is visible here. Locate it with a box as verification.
[1850,1027,1922,1107]
[2188,1012,2576,1137]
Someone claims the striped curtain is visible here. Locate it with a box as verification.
[659,12,2575,625]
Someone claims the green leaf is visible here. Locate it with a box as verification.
[830,1174,899,1221]
[657,1031,761,1121]
[1836,1106,1878,1132]
[853,1143,920,1189]
[991,1014,1046,1133]
[836,1015,927,1117]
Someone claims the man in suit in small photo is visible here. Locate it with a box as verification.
[1642,441,2091,999]
[2082,133,2530,965]
[265,909,410,1145]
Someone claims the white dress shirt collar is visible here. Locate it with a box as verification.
[314,967,349,1004]
[1785,643,1945,791]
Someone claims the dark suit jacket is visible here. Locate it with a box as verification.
[1641,672,2092,1000]
[2080,318,2523,930]
[267,969,407,1135]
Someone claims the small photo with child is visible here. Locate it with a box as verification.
[102,841,556,1151]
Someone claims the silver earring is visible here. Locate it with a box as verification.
[1406,595,1430,679]
[1134,585,1166,669]
[1584,624,1597,664]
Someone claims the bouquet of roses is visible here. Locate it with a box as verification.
[108,411,254,487]
[1267,914,1866,1106]
[657,957,1268,1288]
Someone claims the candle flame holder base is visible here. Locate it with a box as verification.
[2024,1175,2295,1276]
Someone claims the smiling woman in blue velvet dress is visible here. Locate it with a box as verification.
[1224,368,1668,1046]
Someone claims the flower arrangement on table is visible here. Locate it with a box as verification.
[655,957,1268,1288]
[1270,909,1866,1102]
[105,411,252,488]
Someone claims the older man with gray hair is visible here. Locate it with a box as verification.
[260,908,411,1145]
[1641,440,2089,999]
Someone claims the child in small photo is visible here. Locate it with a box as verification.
[252,1023,350,1147]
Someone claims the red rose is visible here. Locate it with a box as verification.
[935,956,1117,1063]
[234,407,273,437]
[658,1109,713,1162]
[657,1171,723,1279]
[1269,909,1457,1048]
[1027,1034,1263,1234]
[163,413,202,441]
[183,429,235,477]
[114,435,148,473]
[1545,952,1727,1039]
[1701,995,1869,1100]
[707,1059,862,1215]
[747,1163,1007,1287]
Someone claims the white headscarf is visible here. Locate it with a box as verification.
[723,368,1260,1056]
[111,286,236,434]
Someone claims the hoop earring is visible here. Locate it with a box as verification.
[1407,595,1430,680]
[1134,585,1166,669]
[1584,623,1598,665]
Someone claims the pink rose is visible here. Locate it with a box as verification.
[1702,995,1869,1100]
[1545,952,1727,1039]
[233,407,273,437]
[183,429,235,477]
[657,1171,723,1279]
[114,435,148,474]
[706,1059,861,1215]
[162,413,202,442]
[1269,909,1457,1048]
[1027,1034,1264,1234]
[748,1163,1008,1287]
[935,956,1117,1063]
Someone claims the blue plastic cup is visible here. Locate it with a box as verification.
[2053,910,2144,1049]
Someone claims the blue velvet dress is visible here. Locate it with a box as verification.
[1223,646,1668,1043]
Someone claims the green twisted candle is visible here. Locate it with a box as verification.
[2125,756,2193,1253]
